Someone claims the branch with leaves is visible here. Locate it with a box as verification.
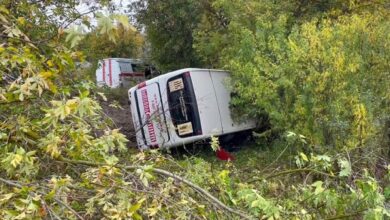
[58,157,252,219]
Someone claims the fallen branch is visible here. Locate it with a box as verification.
[53,197,84,220]
[323,209,367,220]
[259,142,290,173]
[248,168,334,183]
[151,167,249,218]
[58,157,252,219]
[265,168,333,179]
[0,177,84,220]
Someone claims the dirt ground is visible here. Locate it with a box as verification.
[100,89,137,146]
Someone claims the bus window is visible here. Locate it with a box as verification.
[131,63,145,72]
[118,61,132,73]
[167,73,202,137]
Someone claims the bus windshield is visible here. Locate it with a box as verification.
[167,73,202,137]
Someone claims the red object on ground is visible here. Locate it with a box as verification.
[216,148,235,161]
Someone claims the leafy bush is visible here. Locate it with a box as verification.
[196,1,390,151]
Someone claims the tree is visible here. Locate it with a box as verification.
[79,16,144,62]
[193,1,390,218]
[78,17,145,80]
[194,0,390,149]
[131,0,206,72]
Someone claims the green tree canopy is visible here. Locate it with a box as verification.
[80,25,144,62]
[194,0,390,150]
[131,0,208,72]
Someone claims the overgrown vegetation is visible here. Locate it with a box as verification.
[134,0,390,218]
[131,0,207,72]
[0,1,241,219]
[78,14,144,80]
[0,0,389,219]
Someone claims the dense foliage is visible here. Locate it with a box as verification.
[1,0,390,219]
[0,1,243,219]
[199,0,390,218]
[195,0,390,151]
[78,15,145,80]
[132,0,390,218]
[131,0,207,72]
[79,18,144,63]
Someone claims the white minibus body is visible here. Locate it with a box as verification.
[128,68,256,150]
[96,58,145,88]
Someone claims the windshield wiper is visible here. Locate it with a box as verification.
[179,94,188,121]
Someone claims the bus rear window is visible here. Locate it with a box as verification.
[167,73,202,137]
[118,62,132,73]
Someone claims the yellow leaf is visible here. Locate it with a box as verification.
[46,143,60,158]
[147,206,159,216]
[47,81,57,93]
[0,193,14,204]
[15,212,26,219]
[11,154,23,168]
[61,105,71,120]
[58,28,64,36]
[19,92,24,101]
[97,92,107,101]
[46,60,54,67]
[66,99,79,111]
[300,152,309,162]
[39,71,53,79]
[17,17,26,25]
[0,6,9,15]
[37,85,43,96]
[0,93,7,101]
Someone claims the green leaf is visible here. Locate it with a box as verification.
[65,26,84,48]
[114,14,131,30]
[338,158,352,177]
[129,198,145,214]
[311,181,324,195]
[104,155,119,165]
[96,13,115,42]
[384,186,390,199]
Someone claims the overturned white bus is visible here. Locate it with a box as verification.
[128,68,255,150]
